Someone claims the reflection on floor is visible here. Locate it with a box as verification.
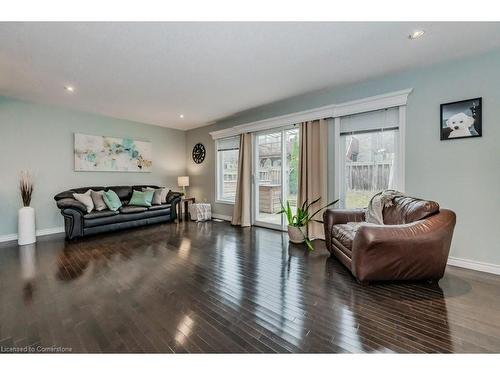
[258,203,297,226]
[0,220,499,353]
[256,212,282,225]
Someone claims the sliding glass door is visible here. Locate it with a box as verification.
[253,127,299,230]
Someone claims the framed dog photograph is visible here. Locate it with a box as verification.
[440,97,482,140]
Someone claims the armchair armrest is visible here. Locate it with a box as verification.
[324,208,366,225]
[56,198,87,213]
[323,209,365,251]
[351,209,456,282]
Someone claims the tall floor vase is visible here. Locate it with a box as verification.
[18,206,36,245]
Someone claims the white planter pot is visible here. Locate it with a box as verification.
[288,226,306,244]
[18,206,36,245]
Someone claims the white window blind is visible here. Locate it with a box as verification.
[340,107,399,135]
[216,136,240,151]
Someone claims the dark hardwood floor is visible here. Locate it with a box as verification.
[1,220,500,353]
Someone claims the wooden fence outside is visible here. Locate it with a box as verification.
[345,161,393,191]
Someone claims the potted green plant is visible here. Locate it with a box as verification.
[278,197,338,251]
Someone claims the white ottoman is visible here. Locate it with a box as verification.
[189,203,212,222]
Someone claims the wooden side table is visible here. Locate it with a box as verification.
[178,197,195,221]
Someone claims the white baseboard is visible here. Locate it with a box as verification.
[212,213,232,222]
[0,233,18,243]
[36,226,65,237]
[447,256,500,276]
[0,226,65,243]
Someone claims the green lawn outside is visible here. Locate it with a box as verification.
[345,190,374,209]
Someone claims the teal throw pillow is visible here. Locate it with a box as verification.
[129,190,154,207]
[103,190,122,211]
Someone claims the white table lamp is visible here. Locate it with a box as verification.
[178,176,190,195]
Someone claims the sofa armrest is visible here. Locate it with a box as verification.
[55,198,85,239]
[351,209,456,282]
[169,197,182,220]
[60,208,84,239]
[56,198,87,213]
[323,209,365,251]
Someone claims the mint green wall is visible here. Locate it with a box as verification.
[0,97,186,236]
[186,49,500,265]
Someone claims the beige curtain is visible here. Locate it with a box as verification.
[232,133,252,227]
[298,119,328,239]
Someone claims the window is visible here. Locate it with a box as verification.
[337,108,402,209]
[216,136,240,203]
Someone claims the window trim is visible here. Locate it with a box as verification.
[215,138,240,205]
[209,89,412,140]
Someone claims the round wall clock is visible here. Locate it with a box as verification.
[192,143,206,164]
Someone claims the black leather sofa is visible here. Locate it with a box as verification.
[54,185,181,239]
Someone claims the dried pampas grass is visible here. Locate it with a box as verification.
[20,170,34,207]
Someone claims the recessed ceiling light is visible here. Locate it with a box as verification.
[64,85,75,92]
[408,30,425,40]
[179,114,184,119]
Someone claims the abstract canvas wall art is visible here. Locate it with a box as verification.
[74,133,152,172]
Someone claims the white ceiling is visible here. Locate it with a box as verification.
[1,22,500,130]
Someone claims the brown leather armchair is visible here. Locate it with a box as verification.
[323,196,456,284]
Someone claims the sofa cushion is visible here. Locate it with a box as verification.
[331,223,357,252]
[84,206,171,228]
[383,196,440,225]
[84,210,119,219]
[148,204,171,211]
[120,206,148,214]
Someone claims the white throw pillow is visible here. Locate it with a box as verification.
[160,188,168,204]
[73,189,94,213]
